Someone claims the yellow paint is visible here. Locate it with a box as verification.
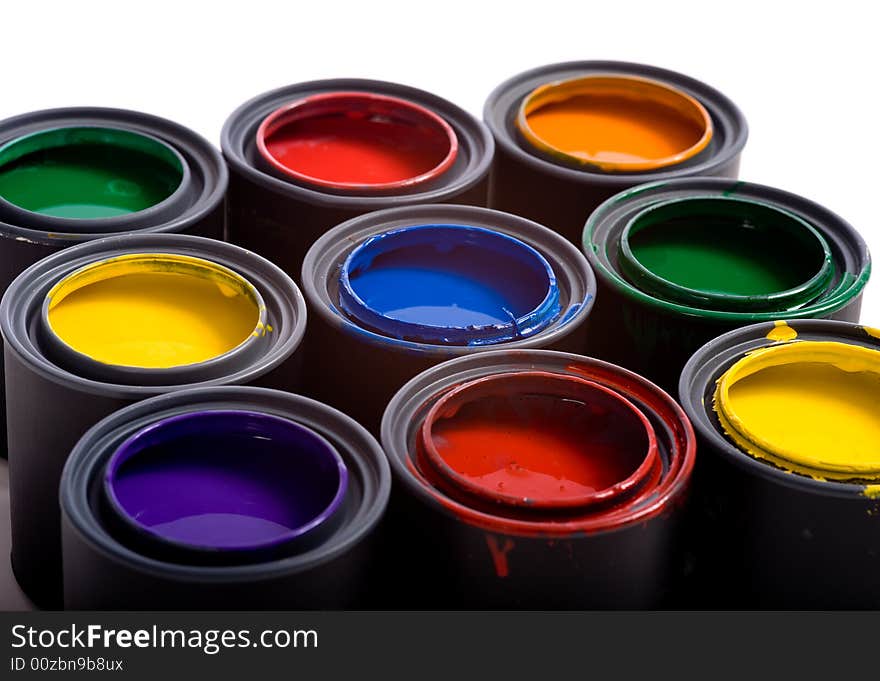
[864,326,880,339]
[46,253,262,368]
[516,75,712,172]
[865,485,880,499]
[766,320,798,342]
[714,341,880,481]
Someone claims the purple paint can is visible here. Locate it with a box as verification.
[60,386,390,609]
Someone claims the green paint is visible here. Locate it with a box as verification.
[0,127,183,220]
[583,181,871,323]
[618,196,834,311]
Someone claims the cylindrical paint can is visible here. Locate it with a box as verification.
[484,61,747,244]
[61,386,390,609]
[0,233,306,607]
[222,80,494,280]
[301,204,595,433]
[680,319,880,608]
[381,349,696,608]
[582,177,871,393]
[0,108,228,456]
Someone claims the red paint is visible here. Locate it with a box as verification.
[420,372,659,510]
[405,362,697,538]
[485,535,515,578]
[256,92,458,191]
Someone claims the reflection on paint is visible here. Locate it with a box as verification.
[766,321,798,342]
[0,127,182,218]
[47,254,261,368]
[260,93,456,188]
[426,375,652,506]
[715,340,880,485]
[339,225,560,345]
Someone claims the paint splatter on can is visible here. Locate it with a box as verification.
[680,319,880,607]
[60,386,389,609]
[381,349,696,608]
[484,61,747,244]
[0,108,228,457]
[300,204,595,433]
[0,234,306,607]
[222,81,494,281]
[583,177,871,392]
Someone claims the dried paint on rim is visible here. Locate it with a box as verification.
[714,338,880,481]
[381,350,696,537]
[583,178,871,322]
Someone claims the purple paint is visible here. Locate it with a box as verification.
[103,410,348,558]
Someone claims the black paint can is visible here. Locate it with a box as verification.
[222,80,494,281]
[0,233,305,606]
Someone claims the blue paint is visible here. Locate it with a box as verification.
[338,224,561,345]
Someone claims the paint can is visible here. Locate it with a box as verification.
[582,177,871,393]
[0,233,306,607]
[484,61,747,244]
[60,386,390,609]
[0,108,228,456]
[222,80,494,280]
[380,349,696,608]
[301,204,595,433]
[679,319,880,607]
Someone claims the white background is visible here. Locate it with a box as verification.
[1,0,878,321]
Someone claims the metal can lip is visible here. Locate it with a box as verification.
[0,107,227,245]
[301,204,595,358]
[485,60,747,186]
[102,409,349,563]
[516,74,713,173]
[418,370,662,511]
[255,91,459,193]
[583,177,871,321]
[60,386,391,582]
[679,318,880,497]
[0,233,306,396]
[222,78,493,208]
[382,349,696,538]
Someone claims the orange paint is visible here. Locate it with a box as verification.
[517,75,712,172]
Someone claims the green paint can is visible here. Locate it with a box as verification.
[581,178,871,392]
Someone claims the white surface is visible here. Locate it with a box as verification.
[1,1,877,323]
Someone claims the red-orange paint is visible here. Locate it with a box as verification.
[517,75,712,172]
[256,92,458,191]
[405,364,696,539]
[485,535,515,578]
[420,372,659,510]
